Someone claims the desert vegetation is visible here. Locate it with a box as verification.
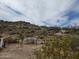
[34,35,79,59]
[0,20,79,59]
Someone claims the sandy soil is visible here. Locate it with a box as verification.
[0,44,42,59]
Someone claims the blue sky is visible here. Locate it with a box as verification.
[0,0,79,27]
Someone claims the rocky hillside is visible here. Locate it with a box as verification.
[0,20,57,37]
[0,20,79,38]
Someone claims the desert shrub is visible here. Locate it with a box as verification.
[35,35,79,59]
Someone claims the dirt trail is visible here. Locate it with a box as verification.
[0,44,41,59]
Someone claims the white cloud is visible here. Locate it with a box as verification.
[0,0,78,26]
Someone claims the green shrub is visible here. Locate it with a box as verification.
[35,35,79,59]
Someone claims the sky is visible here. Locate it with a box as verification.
[0,0,79,27]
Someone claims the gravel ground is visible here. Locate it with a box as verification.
[0,44,42,59]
